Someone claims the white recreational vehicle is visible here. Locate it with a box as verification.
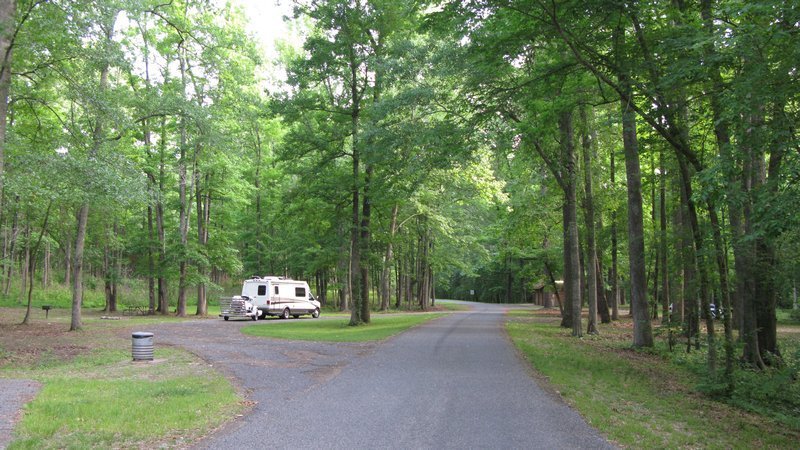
[220,276,321,321]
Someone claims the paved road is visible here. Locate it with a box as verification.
[155,302,613,450]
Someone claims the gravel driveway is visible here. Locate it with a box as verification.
[0,379,41,450]
[153,303,614,450]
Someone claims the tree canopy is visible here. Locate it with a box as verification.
[1,0,798,384]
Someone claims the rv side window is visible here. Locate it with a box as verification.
[295,287,306,298]
[274,286,279,295]
[257,285,266,296]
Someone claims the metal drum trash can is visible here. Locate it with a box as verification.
[132,331,154,361]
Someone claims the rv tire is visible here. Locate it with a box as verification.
[223,316,229,321]
[312,308,320,318]
[281,308,290,320]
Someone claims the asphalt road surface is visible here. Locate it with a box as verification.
[155,302,614,450]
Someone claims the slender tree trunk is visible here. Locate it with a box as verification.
[140,20,156,315]
[580,107,599,334]
[254,125,263,273]
[22,202,52,324]
[619,66,653,347]
[359,164,372,322]
[659,149,669,321]
[677,152,717,373]
[104,241,112,312]
[70,204,89,331]
[4,201,17,295]
[610,150,619,321]
[195,171,205,315]
[559,110,582,337]
[596,258,610,323]
[19,225,29,304]
[71,11,115,331]
[157,118,168,315]
[348,38,364,326]
[337,224,350,311]
[380,204,399,311]
[146,206,156,314]
[112,227,120,312]
[176,48,189,317]
[0,0,14,239]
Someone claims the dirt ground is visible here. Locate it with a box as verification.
[0,308,146,368]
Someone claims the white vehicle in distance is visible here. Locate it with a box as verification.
[220,276,321,321]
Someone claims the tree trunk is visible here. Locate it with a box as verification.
[348,37,365,326]
[596,257,611,323]
[71,11,115,331]
[176,48,189,317]
[580,107,599,334]
[4,201,17,296]
[337,224,350,311]
[140,22,157,315]
[253,125,264,273]
[677,152,717,373]
[196,171,210,316]
[559,110,582,337]
[157,118,168,315]
[104,242,112,312]
[358,164,372,322]
[0,0,14,241]
[70,204,89,331]
[380,204,399,311]
[619,68,653,347]
[610,150,619,321]
[23,202,52,325]
[19,225,30,304]
[659,149,669,321]
[146,206,156,314]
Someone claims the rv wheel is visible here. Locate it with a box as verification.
[312,308,320,318]
[223,316,229,321]
[252,312,258,321]
[281,308,290,320]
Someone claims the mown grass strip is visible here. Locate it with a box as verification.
[242,313,444,342]
[6,348,242,449]
[506,315,800,449]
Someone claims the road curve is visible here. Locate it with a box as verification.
[155,302,613,450]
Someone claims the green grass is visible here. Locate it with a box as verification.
[777,308,800,324]
[242,313,444,342]
[3,346,243,449]
[0,276,234,318]
[506,314,800,449]
[431,301,471,311]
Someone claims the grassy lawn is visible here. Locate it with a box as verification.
[506,309,800,449]
[0,307,243,449]
[242,313,445,342]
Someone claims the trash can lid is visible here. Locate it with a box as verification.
[132,331,154,338]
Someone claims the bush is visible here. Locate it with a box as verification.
[728,341,800,429]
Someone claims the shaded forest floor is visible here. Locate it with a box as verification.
[0,307,188,367]
[507,308,800,449]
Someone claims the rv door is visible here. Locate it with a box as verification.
[243,281,269,308]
